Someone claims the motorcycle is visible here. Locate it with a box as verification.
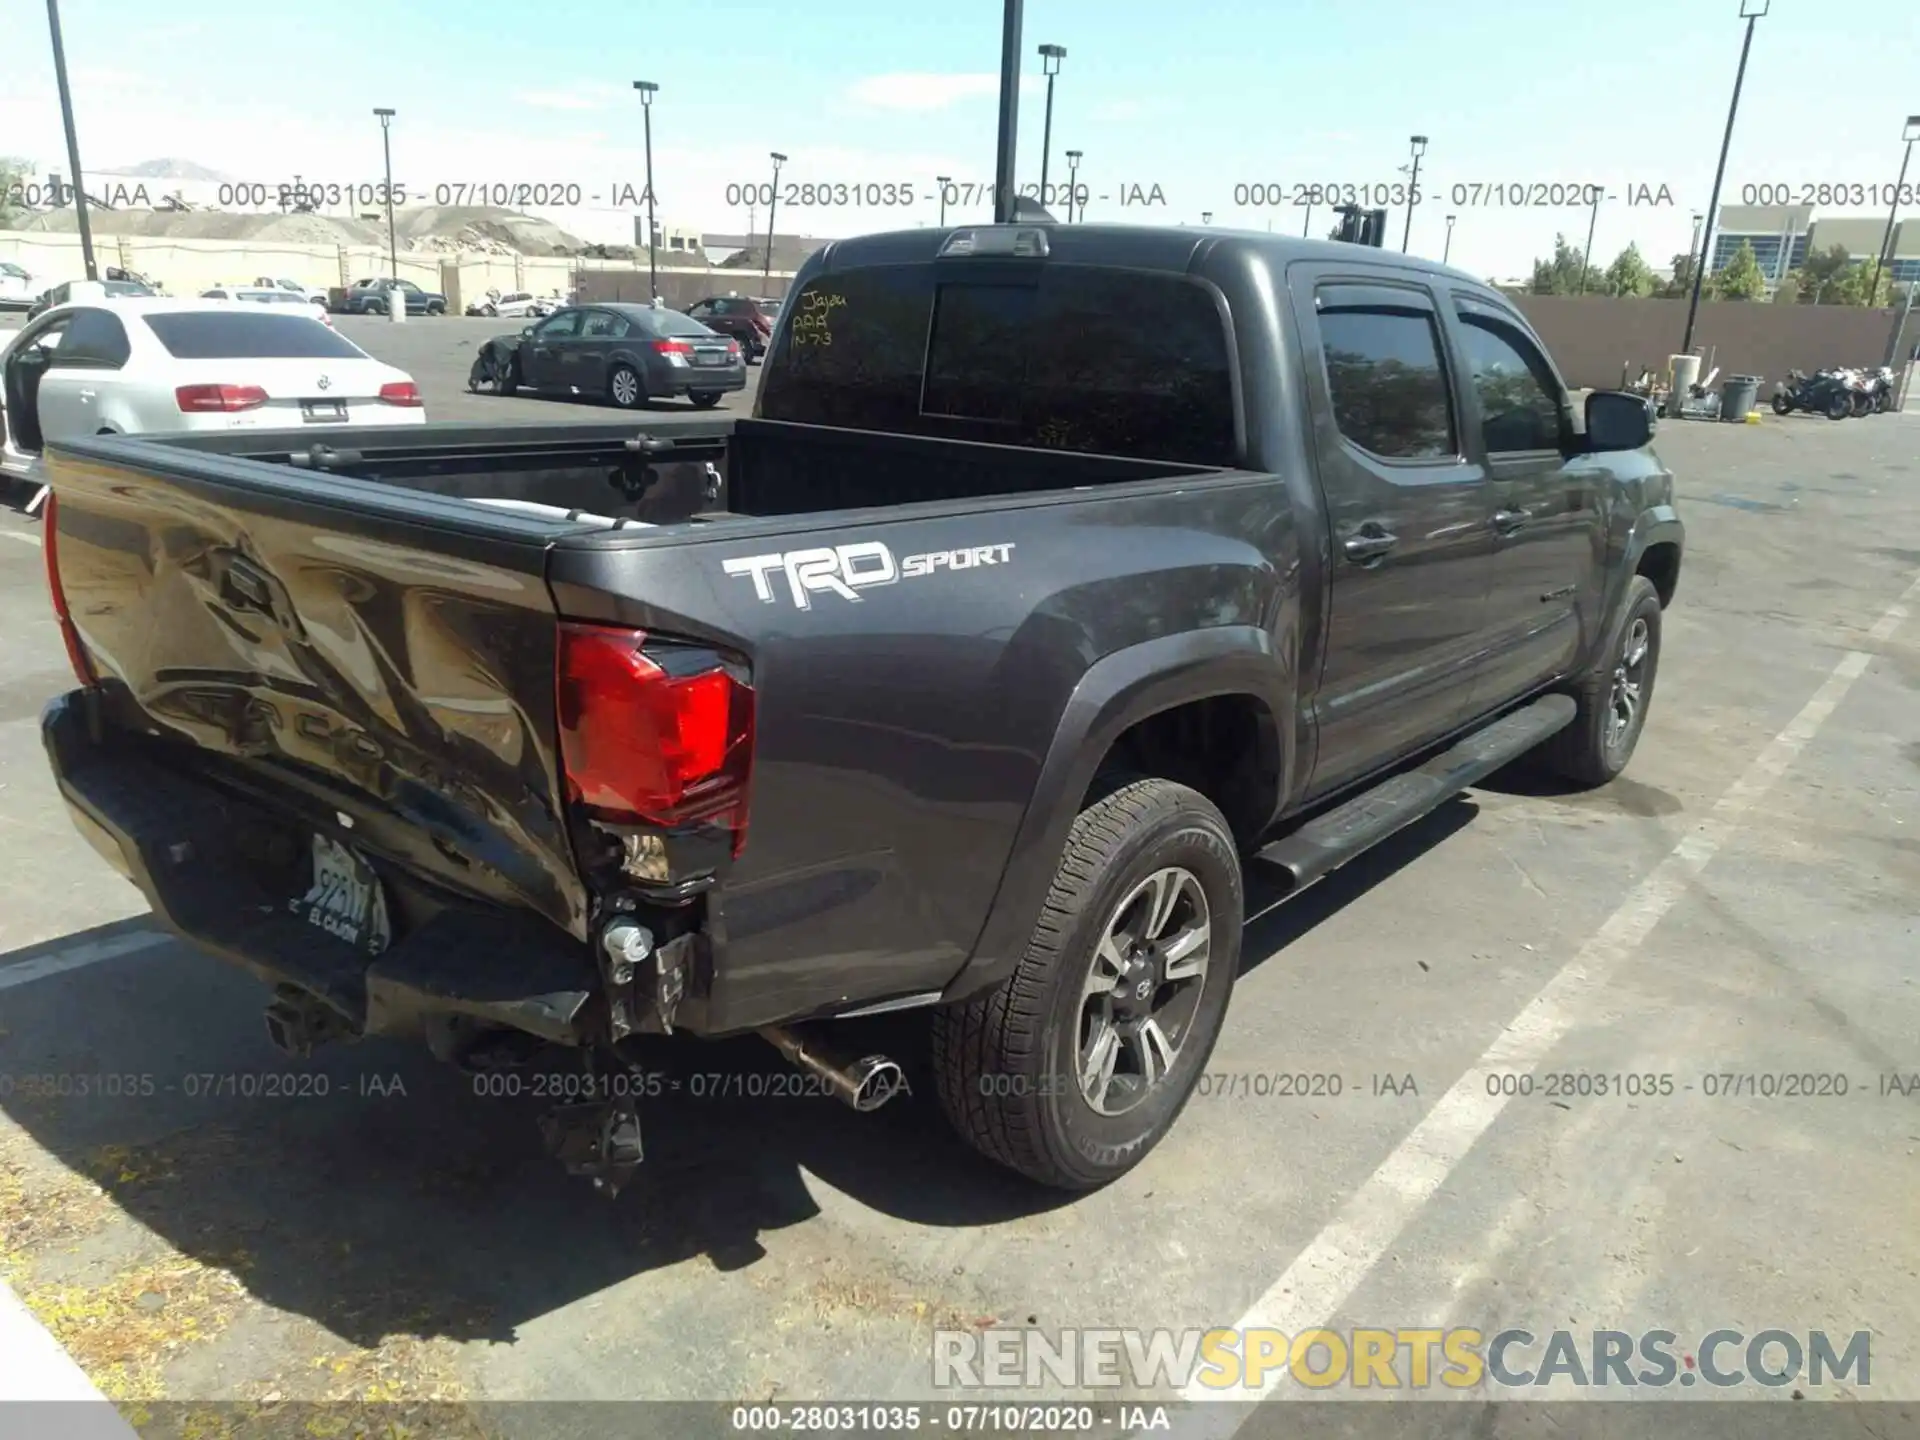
[1866,366,1898,413]
[1772,368,1857,421]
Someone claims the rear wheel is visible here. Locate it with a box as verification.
[1825,389,1851,420]
[689,391,723,409]
[1533,575,1663,787]
[931,778,1242,1190]
[608,363,645,409]
[1770,391,1792,415]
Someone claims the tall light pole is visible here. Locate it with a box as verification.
[633,82,660,302]
[46,0,97,280]
[1303,192,1315,237]
[937,175,952,226]
[1064,150,1082,222]
[763,152,786,290]
[1037,43,1067,210]
[1580,184,1603,293]
[1401,135,1428,252]
[993,0,1023,224]
[1868,115,1920,304]
[1683,0,1768,358]
[373,108,398,284]
[1443,213,1456,264]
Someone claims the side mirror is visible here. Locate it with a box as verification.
[1585,390,1654,452]
[521,326,535,337]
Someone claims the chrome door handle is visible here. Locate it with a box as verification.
[78,388,97,401]
[1492,508,1530,533]
[1342,528,1399,563]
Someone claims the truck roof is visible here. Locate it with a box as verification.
[804,222,1491,289]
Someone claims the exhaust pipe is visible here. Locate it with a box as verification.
[759,1025,905,1112]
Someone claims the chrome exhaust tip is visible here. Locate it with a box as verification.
[759,1025,907,1112]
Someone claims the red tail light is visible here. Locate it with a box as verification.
[42,493,97,687]
[175,383,267,412]
[724,339,741,357]
[555,623,755,854]
[378,380,422,407]
[752,316,772,336]
[654,339,693,355]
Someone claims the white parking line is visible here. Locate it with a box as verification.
[0,1279,137,1434]
[0,529,43,547]
[0,929,171,992]
[1171,570,1919,1433]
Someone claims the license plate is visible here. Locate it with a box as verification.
[301,400,348,422]
[694,351,728,366]
[289,834,391,955]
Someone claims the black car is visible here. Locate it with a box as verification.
[340,278,447,316]
[26,278,154,321]
[470,302,746,409]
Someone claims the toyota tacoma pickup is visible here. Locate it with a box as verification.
[38,222,1681,1195]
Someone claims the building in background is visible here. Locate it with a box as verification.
[1712,204,1920,294]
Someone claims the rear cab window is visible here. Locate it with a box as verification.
[144,312,367,359]
[759,263,1238,466]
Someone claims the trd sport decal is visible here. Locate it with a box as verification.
[723,542,1015,609]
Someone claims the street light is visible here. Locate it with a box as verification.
[1303,191,1316,238]
[1037,44,1067,211]
[1064,150,1082,222]
[763,152,786,290]
[993,0,1024,224]
[372,108,398,285]
[1581,184,1603,293]
[1868,115,1920,304]
[937,175,952,226]
[1443,213,1456,264]
[45,0,97,280]
[1401,135,1428,252]
[632,81,660,302]
[1201,211,1212,225]
[1683,0,1768,358]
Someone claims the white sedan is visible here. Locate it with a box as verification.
[0,260,35,309]
[202,285,338,326]
[1,288,426,491]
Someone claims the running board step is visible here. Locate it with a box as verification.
[1256,694,1577,890]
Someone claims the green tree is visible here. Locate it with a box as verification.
[1796,245,1853,304]
[1832,262,1894,307]
[1657,252,1698,299]
[1601,243,1655,297]
[0,157,29,229]
[1711,239,1767,301]
[1527,235,1590,295]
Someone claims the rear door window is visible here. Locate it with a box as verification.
[51,308,132,368]
[1314,306,1456,459]
[144,312,366,359]
[761,264,1236,464]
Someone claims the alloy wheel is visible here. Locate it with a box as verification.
[1076,866,1213,1116]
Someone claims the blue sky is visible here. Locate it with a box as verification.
[2,0,1917,276]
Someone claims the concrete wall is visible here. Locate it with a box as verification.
[1512,295,1909,390]
[0,230,796,312]
[574,269,795,309]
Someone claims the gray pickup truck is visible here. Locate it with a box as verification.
[38,222,1681,1195]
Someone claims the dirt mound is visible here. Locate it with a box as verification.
[18,206,589,256]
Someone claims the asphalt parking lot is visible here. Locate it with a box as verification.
[0,408,1917,1435]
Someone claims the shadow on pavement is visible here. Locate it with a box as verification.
[0,798,1470,1352]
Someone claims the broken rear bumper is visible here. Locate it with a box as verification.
[41,691,601,1047]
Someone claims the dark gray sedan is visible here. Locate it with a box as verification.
[472,302,747,410]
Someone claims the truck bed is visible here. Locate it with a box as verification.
[125,417,1225,533]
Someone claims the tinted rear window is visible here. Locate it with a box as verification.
[635,309,718,338]
[145,312,366,359]
[760,264,1236,465]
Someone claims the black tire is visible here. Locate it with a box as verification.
[427,302,445,316]
[930,778,1242,1190]
[1534,575,1663,787]
[1825,389,1851,420]
[367,299,387,316]
[1849,391,1871,418]
[497,351,520,397]
[1770,391,1792,415]
[607,363,645,409]
[689,391,723,409]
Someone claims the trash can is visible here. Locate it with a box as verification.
[1720,375,1761,422]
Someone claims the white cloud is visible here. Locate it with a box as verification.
[845,72,1042,111]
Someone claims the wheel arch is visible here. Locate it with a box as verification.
[942,626,1293,1005]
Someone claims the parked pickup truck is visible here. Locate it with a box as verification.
[38,222,1681,1195]
[337,278,447,316]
